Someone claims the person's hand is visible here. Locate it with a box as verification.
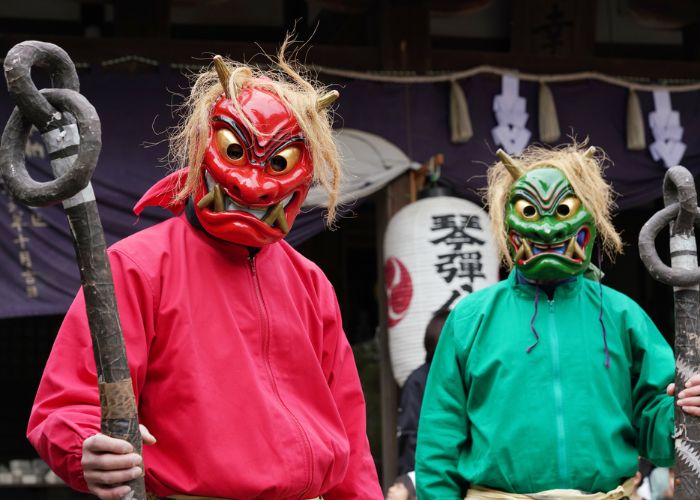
[81,424,156,499]
[386,481,410,500]
[667,374,700,416]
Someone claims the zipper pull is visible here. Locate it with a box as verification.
[248,254,256,274]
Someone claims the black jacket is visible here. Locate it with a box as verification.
[397,362,430,475]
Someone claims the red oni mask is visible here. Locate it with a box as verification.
[193,87,313,247]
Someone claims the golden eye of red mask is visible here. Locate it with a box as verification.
[216,128,302,176]
[267,146,301,176]
[216,129,245,165]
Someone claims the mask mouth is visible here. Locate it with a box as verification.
[198,171,296,233]
[510,227,590,265]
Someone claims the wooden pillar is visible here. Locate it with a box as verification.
[376,173,412,490]
[378,0,431,72]
[374,0,430,490]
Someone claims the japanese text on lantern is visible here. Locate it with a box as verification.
[430,214,485,311]
[5,193,47,298]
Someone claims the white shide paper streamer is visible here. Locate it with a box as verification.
[649,90,686,168]
[492,75,531,155]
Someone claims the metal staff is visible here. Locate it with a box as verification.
[0,41,145,500]
[639,165,700,499]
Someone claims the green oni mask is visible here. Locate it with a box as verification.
[506,167,596,281]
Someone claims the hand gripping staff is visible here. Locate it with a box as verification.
[0,41,145,500]
[639,166,700,500]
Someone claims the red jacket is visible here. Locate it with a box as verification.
[27,213,382,499]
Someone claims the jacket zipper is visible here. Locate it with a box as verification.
[249,256,314,499]
[548,299,568,483]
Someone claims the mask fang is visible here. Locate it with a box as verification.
[565,238,576,258]
[197,183,225,212]
[262,203,290,233]
[514,239,533,262]
[573,241,587,260]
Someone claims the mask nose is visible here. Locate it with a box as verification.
[226,169,280,206]
[540,220,567,243]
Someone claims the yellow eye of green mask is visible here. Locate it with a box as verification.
[555,196,581,220]
[514,199,540,220]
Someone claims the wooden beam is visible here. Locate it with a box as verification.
[3,32,700,79]
[431,47,700,79]
[0,34,382,70]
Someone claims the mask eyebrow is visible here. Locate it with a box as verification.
[212,115,251,148]
[251,133,306,165]
[515,178,572,212]
[266,135,305,156]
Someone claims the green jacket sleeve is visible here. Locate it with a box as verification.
[629,305,675,466]
[415,310,471,499]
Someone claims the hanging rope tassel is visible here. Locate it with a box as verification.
[449,79,473,144]
[626,89,646,151]
[538,81,560,143]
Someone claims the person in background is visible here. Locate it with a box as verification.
[385,472,417,500]
[631,458,654,500]
[631,471,651,500]
[386,308,449,499]
[649,467,674,500]
[397,308,449,476]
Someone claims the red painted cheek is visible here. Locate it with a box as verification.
[273,160,313,192]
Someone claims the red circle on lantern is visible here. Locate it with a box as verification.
[384,256,413,327]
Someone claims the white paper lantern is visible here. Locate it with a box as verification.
[384,196,499,386]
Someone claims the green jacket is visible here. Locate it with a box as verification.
[416,271,674,498]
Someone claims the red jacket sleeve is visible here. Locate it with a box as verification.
[26,249,156,492]
[320,285,383,500]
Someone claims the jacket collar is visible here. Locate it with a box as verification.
[509,268,584,300]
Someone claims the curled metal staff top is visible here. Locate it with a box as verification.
[3,40,79,130]
[663,166,698,236]
[639,165,700,287]
[0,41,100,207]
